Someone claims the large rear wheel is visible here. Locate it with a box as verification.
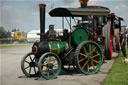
[75,41,103,74]
[104,24,112,59]
[38,52,61,79]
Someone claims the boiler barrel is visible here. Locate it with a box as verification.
[48,42,69,55]
[33,41,69,55]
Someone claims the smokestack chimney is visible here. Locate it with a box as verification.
[80,0,88,8]
[39,4,46,41]
[79,0,89,26]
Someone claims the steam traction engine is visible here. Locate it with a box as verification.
[21,2,111,79]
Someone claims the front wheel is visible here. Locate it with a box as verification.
[21,52,39,77]
[38,52,61,80]
[75,41,103,75]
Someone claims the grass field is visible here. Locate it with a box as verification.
[0,43,32,48]
[104,48,128,85]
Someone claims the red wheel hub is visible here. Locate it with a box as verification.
[90,56,93,60]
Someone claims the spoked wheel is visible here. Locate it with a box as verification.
[38,52,61,80]
[21,52,39,77]
[62,64,77,73]
[75,41,103,74]
[104,24,112,59]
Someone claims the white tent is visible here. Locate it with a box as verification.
[27,30,40,42]
[27,29,63,42]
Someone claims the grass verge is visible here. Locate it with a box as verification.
[104,48,128,85]
[0,43,32,48]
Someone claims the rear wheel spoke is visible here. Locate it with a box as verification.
[79,53,87,57]
[89,45,91,52]
[93,60,99,63]
[82,61,88,69]
[87,64,90,72]
[79,58,85,63]
[91,47,96,54]
[83,47,87,54]
[91,61,95,69]
[93,54,99,58]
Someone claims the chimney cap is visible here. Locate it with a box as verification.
[39,4,46,8]
[80,0,89,4]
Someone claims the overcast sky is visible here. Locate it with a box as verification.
[0,0,128,32]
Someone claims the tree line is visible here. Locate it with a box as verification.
[0,26,19,38]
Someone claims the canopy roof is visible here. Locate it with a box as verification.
[49,6,110,17]
[116,16,124,21]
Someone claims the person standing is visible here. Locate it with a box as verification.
[120,31,127,57]
[127,34,128,48]
[127,30,128,48]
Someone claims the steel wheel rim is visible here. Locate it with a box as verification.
[77,42,102,74]
[21,52,39,77]
[38,52,61,79]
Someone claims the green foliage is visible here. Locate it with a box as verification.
[7,30,12,38]
[0,26,11,38]
[0,26,7,38]
[12,28,19,32]
[104,48,128,85]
